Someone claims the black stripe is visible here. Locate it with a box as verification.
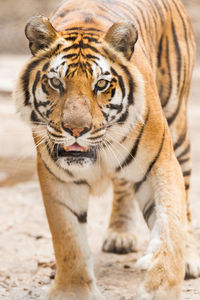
[32,71,41,95]
[48,132,63,138]
[185,183,190,190]
[74,180,90,187]
[91,127,104,135]
[116,109,129,125]
[46,106,55,118]
[58,200,87,223]
[56,11,66,18]
[49,122,62,134]
[134,129,165,192]
[147,1,158,37]
[65,27,83,31]
[31,110,41,123]
[104,71,111,76]
[63,53,77,59]
[143,202,155,223]
[120,64,134,105]
[108,103,123,112]
[83,36,99,43]
[111,88,116,98]
[115,193,131,203]
[172,0,190,87]
[85,27,104,32]
[114,189,128,195]
[134,181,143,193]
[63,43,99,53]
[22,59,43,106]
[65,36,77,41]
[178,157,190,165]
[172,0,188,43]
[116,110,149,172]
[88,134,104,140]
[77,212,87,223]
[157,35,163,68]
[42,74,48,80]
[118,179,128,186]
[167,65,186,125]
[148,0,165,26]
[183,170,191,177]
[171,20,181,91]
[154,0,165,25]
[111,67,125,99]
[162,0,169,11]
[35,99,50,109]
[162,37,172,108]
[50,68,56,73]
[39,153,66,183]
[64,27,103,33]
[134,3,149,37]
[53,44,63,55]
[63,44,79,51]
[102,111,109,121]
[42,62,49,71]
[85,54,99,60]
[97,3,129,23]
[177,144,190,160]
[174,129,187,151]
[41,83,49,95]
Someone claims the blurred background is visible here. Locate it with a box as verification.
[0,0,199,54]
[0,1,199,299]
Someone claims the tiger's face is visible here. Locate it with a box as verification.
[35,50,116,168]
[15,16,142,169]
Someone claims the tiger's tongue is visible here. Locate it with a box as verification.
[63,143,88,152]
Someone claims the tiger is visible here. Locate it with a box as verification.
[13,0,200,299]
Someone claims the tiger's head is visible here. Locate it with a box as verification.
[14,16,145,170]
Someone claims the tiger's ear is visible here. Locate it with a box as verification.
[25,16,58,55]
[104,22,138,60]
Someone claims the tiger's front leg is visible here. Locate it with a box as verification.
[37,155,101,300]
[102,178,138,254]
[136,155,186,300]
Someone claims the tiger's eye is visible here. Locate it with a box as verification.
[97,79,108,89]
[95,79,110,91]
[50,77,61,88]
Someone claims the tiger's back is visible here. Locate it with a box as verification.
[52,0,195,197]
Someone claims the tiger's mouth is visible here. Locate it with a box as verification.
[63,143,89,153]
[53,143,97,162]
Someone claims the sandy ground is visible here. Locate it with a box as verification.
[0,53,200,300]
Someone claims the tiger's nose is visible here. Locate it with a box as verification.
[63,124,90,137]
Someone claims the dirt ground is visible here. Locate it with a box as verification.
[0,1,200,299]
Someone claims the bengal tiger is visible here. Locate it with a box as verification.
[13,0,199,299]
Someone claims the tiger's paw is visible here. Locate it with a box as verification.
[185,247,200,279]
[102,230,137,254]
[185,228,200,279]
[47,284,102,300]
[136,249,183,300]
[136,283,181,300]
